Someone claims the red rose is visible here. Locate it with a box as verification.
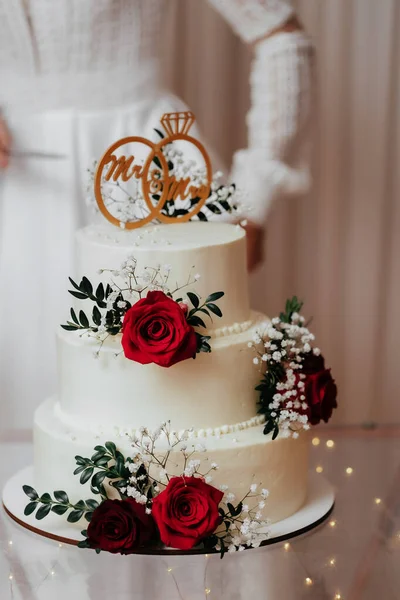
[305,369,338,425]
[121,291,198,367]
[86,498,156,554]
[152,476,224,550]
[301,351,325,375]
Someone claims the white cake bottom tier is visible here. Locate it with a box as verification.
[34,399,310,524]
[57,311,269,432]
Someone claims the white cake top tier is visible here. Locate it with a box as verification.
[75,222,250,330]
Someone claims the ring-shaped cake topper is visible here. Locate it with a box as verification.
[94,112,212,230]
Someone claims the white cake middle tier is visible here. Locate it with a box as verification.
[57,311,269,432]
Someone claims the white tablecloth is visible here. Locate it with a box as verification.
[1,428,399,600]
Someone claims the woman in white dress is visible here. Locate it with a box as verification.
[0,0,314,429]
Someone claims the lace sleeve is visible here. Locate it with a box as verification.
[230,32,315,224]
[207,0,295,43]
[208,0,316,225]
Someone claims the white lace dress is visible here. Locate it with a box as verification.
[0,0,314,428]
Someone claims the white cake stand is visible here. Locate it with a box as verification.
[2,466,335,554]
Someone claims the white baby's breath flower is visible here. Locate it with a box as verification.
[194,273,201,281]
[253,357,260,365]
[250,483,258,493]
[261,489,269,498]
[205,475,213,484]
[226,492,236,502]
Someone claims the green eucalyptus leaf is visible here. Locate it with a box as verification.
[61,324,80,331]
[68,277,81,291]
[70,308,79,325]
[272,425,279,441]
[92,471,107,489]
[75,455,87,465]
[80,277,93,296]
[105,441,117,456]
[74,465,86,475]
[79,310,90,329]
[95,283,105,303]
[69,290,88,300]
[154,128,164,139]
[206,303,222,318]
[51,504,69,516]
[36,504,51,520]
[67,510,84,523]
[85,499,99,511]
[24,502,38,516]
[80,467,94,485]
[22,485,38,500]
[206,203,222,214]
[152,156,162,169]
[54,490,69,504]
[188,315,207,329]
[92,306,102,326]
[40,493,51,503]
[227,502,235,515]
[187,292,199,309]
[84,512,93,522]
[205,291,224,303]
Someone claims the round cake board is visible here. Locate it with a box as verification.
[2,466,335,555]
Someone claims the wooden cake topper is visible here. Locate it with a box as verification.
[94,112,212,229]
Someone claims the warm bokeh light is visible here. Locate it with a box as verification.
[326,440,335,448]
[345,467,353,475]
[284,543,290,551]
[374,498,382,505]
[312,437,320,446]
[305,577,313,586]
[316,465,324,473]
[329,520,337,528]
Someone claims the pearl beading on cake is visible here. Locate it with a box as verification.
[208,319,253,338]
[111,414,266,440]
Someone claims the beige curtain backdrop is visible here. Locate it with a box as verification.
[164,0,400,426]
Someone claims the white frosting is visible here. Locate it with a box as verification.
[75,222,250,331]
[56,312,269,431]
[30,220,311,529]
[34,398,310,524]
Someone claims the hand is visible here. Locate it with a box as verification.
[0,116,11,169]
[244,221,265,272]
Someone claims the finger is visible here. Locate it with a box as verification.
[0,151,9,169]
[0,118,11,168]
[0,118,11,147]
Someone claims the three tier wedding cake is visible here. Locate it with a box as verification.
[17,112,337,556]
